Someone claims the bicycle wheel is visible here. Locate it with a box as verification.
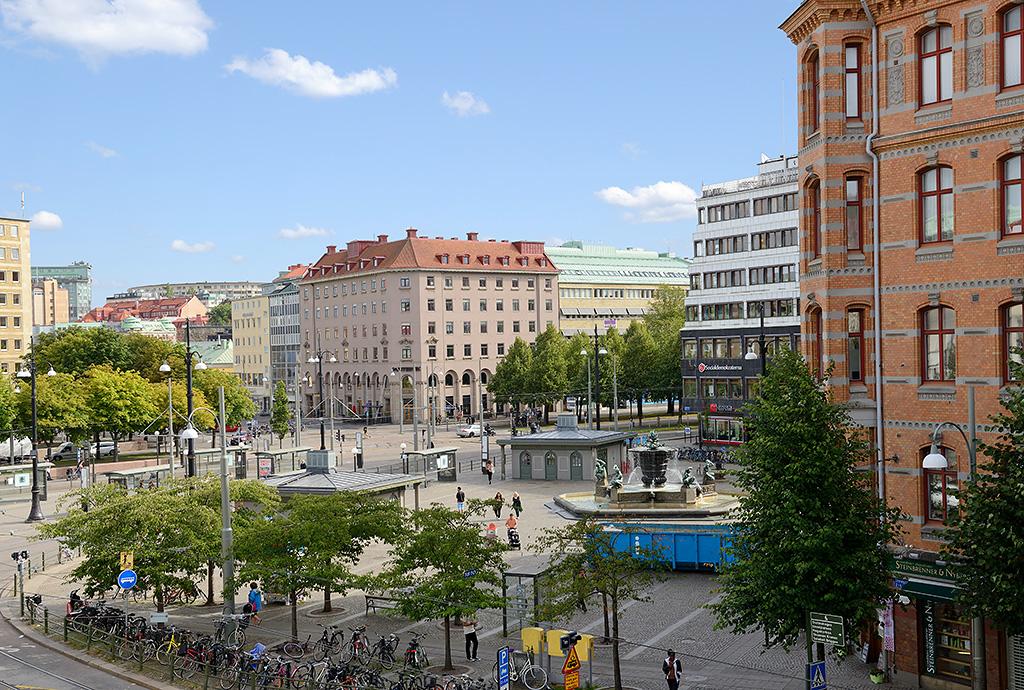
[491,661,499,683]
[174,655,198,680]
[287,664,311,689]
[312,640,329,662]
[282,640,305,659]
[131,589,147,604]
[521,665,547,690]
[377,648,395,670]
[155,641,176,665]
[218,665,239,690]
[139,640,157,663]
[115,638,134,661]
[233,629,246,647]
[184,585,199,606]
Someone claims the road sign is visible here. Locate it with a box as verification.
[150,612,168,624]
[809,660,827,690]
[497,646,510,690]
[117,569,138,590]
[562,644,581,673]
[119,551,133,571]
[893,578,908,589]
[809,612,845,646]
[563,669,580,690]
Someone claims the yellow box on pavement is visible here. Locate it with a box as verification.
[546,628,567,657]
[576,634,594,661]
[520,626,545,654]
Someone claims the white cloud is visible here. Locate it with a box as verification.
[0,0,213,61]
[441,90,490,117]
[595,181,698,223]
[230,254,245,264]
[170,239,214,253]
[621,142,644,158]
[226,49,397,99]
[30,210,62,230]
[85,140,117,158]
[278,224,329,240]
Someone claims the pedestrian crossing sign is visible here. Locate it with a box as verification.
[809,660,827,690]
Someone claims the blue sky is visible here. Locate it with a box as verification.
[0,1,797,304]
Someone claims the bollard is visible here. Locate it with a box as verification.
[28,602,34,624]
[26,559,31,579]
[43,607,48,635]
[86,623,94,652]
[203,659,211,690]
[63,617,68,643]
[41,553,44,572]
[57,548,61,565]
[12,575,16,597]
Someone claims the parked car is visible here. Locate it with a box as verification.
[456,424,482,438]
[50,442,79,462]
[91,442,117,458]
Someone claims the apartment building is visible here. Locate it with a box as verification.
[299,229,558,423]
[0,218,31,374]
[231,295,271,414]
[126,281,264,308]
[31,261,91,321]
[546,241,690,336]
[782,2,1024,687]
[679,154,801,443]
[31,278,69,326]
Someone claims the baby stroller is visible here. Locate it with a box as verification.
[507,528,521,550]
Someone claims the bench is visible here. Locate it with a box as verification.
[365,595,399,615]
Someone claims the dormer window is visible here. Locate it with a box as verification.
[539,258,548,267]
[439,254,450,264]
[459,254,470,265]
[518,257,529,266]
[500,256,510,266]
[481,255,490,265]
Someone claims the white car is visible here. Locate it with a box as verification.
[91,442,117,458]
[457,424,481,438]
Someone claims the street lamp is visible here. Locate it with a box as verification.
[598,348,619,431]
[184,318,208,477]
[744,302,768,375]
[305,345,337,451]
[159,361,175,479]
[180,387,235,619]
[351,445,359,472]
[16,352,56,522]
[400,442,408,473]
[580,349,593,431]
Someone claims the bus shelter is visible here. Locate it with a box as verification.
[0,461,53,504]
[501,554,552,636]
[253,447,312,478]
[106,464,172,491]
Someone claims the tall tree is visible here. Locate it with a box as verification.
[207,301,232,326]
[943,357,1024,635]
[270,381,292,447]
[193,368,257,427]
[534,518,667,690]
[32,327,133,377]
[81,366,159,456]
[16,373,89,452]
[712,349,903,655]
[643,285,687,415]
[528,324,568,424]
[621,321,657,421]
[564,332,592,421]
[373,505,506,670]
[596,327,625,418]
[0,377,19,434]
[122,334,186,383]
[489,337,533,411]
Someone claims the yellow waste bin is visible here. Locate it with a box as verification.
[520,626,545,655]
[576,633,594,662]
[546,628,567,657]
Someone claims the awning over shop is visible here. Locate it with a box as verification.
[898,578,957,602]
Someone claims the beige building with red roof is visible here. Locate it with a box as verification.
[299,228,559,428]
[82,294,208,325]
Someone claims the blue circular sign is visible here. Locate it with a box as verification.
[117,569,138,590]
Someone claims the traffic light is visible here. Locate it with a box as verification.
[560,630,581,653]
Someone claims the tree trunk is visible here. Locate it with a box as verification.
[543,403,549,425]
[611,595,623,690]
[290,589,298,640]
[637,395,644,421]
[113,434,119,461]
[443,614,453,671]
[205,561,215,605]
[155,585,165,613]
[601,592,611,643]
[322,584,332,613]
[666,394,675,415]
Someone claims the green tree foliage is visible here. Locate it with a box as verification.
[0,377,19,434]
[32,327,133,377]
[121,334,185,382]
[373,505,506,670]
[534,518,667,690]
[595,327,625,414]
[207,301,232,326]
[621,321,657,420]
[270,381,292,447]
[564,332,591,401]
[528,324,568,423]
[943,358,1024,635]
[147,381,215,434]
[643,285,687,413]
[236,494,403,637]
[16,373,89,447]
[489,337,533,409]
[193,368,257,427]
[712,348,903,649]
[81,366,158,447]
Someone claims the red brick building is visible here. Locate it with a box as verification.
[782,1,1023,688]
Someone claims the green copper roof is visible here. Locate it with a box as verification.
[546,242,691,286]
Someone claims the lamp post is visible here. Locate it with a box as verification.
[593,327,602,430]
[159,361,175,480]
[921,385,984,690]
[184,318,209,477]
[580,349,593,431]
[598,348,619,431]
[180,387,234,618]
[305,341,337,451]
[400,442,408,473]
[744,302,768,375]
[351,445,359,472]
[16,354,55,522]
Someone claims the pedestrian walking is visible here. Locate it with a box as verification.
[484,460,493,484]
[511,492,523,517]
[463,615,479,661]
[492,492,503,518]
[455,486,466,513]
[663,649,682,690]
[504,512,518,535]
[247,582,264,625]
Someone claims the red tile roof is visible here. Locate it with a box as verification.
[301,229,558,282]
[274,264,309,283]
[82,296,206,323]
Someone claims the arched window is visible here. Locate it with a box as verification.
[462,372,472,386]
[922,446,958,522]
[921,306,956,382]
[844,42,862,119]
[806,51,821,134]
[480,371,489,385]
[845,174,864,250]
[847,308,865,382]
[919,25,953,105]
[1004,302,1023,381]
[1002,6,1022,88]
[1001,154,1022,236]
[919,166,954,243]
[808,307,824,375]
[444,373,454,387]
[807,179,822,257]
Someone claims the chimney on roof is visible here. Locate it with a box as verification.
[327,245,337,254]
[406,227,418,239]
[435,236,443,239]
[377,234,388,243]
[488,239,496,242]
[466,231,479,241]
[451,237,458,240]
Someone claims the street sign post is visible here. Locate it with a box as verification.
[117,569,138,590]
[809,660,827,690]
[809,612,845,646]
[562,643,581,690]
[497,646,510,690]
[119,551,133,571]
[563,669,580,690]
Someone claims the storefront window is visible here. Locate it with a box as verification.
[682,379,697,398]
[921,600,973,683]
[682,339,697,359]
